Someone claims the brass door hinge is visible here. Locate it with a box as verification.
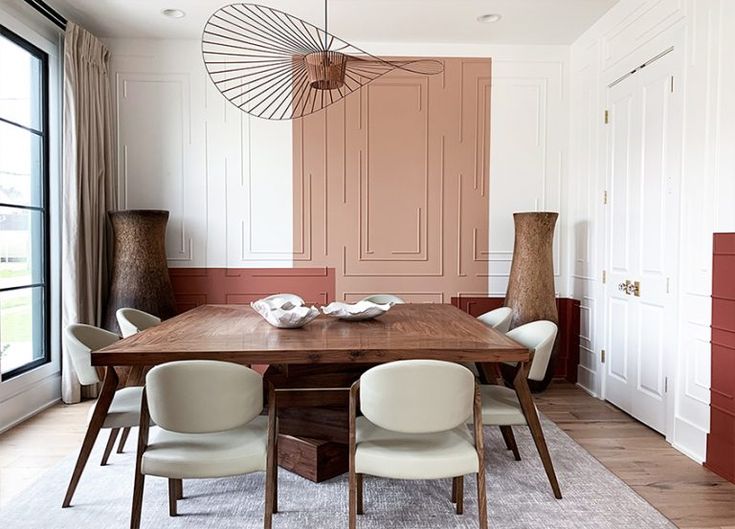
[603,190,608,205]
[601,349,606,364]
[670,76,674,93]
[602,270,607,284]
[665,377,668,393]
[604,110,609,124]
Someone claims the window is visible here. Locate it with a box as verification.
[0,25,49,380]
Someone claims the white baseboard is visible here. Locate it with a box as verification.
[0,374,61,435]
[673,416,707,464]
[575,381,599,399]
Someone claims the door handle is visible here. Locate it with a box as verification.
[617,280,641,297]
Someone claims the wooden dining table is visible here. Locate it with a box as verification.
[65,303,539,504]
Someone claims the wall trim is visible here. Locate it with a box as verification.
[0,374,61,434]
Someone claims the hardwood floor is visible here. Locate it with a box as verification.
[535,383,735,529]
[0,400,94,509]
[1,383,734,528]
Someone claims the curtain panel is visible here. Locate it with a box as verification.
[61,23,116,403]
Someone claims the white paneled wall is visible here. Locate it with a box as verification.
[488,58,567,296]
[108,39,570,294]
[568,0,735,462]
[110,39,293,268]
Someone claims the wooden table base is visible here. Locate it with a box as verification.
[266,364,361,482]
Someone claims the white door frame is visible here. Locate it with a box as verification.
[599,34,685,443]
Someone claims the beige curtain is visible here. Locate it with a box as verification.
[61,23,117,404]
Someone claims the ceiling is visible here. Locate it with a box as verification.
[48,0,619,45]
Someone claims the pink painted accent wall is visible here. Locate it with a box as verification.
[293,58,492,302]
[169,267,336,313]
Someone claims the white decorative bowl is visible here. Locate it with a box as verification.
[321,300,392,321]
[251,297,319,328]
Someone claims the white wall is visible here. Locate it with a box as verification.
[110,38,294,268]
[107,39,570,296]
[568,0,735,462]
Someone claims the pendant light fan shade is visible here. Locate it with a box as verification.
[202,3,444,120]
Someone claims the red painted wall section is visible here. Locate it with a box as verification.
[169,268,336,314]
[706,233,735,483]
[451,296,580,384]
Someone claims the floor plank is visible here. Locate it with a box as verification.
[535,383,735,529]
[1,383,734,528]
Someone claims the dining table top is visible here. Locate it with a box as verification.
[93,303,529,367]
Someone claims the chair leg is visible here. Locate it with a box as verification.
[272,446,278,514]
[356,474,364,515]
[176,479,183,499]
[264,461,276,529]
[117,427,131,454]
[348,468,357,529]
[130,471,145,529]
[264,397,277,529]
[100,428,120,466]
[454,476,464,515]
[451,476,457,503]
[500,426,521,461]
[514,369,562,499]
[476,470,487,529]
[63,367,119,508]
[167,479,178,516]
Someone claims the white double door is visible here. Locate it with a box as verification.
[604,48,682,435]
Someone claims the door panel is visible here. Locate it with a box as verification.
[608,298,630,382]
[604,49,682,435]
[637,301,665,399]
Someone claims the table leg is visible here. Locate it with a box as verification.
[512,363,562,499]
[62,366,119,507]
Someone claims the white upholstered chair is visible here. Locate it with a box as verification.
[63,324,144,505]
[466,307,514,378]
[477,306,513,333]
[114,308,162,455]
[116,308,161,339]
[349,360,486,529]
[359,294,405,305]
[478,320,561,499]
[130,360,277,529]
[263,292,305,306]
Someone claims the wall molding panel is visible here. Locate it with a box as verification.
[293,58,492,302]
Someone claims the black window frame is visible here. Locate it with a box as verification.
[0,23,51,381]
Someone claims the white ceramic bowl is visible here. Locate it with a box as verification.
[251,297,319,328]
[321,300,392,321]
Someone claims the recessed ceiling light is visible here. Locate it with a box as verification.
[476,13,502,24]
[162,8,186,19]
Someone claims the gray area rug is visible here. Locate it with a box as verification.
[1,417,675,529]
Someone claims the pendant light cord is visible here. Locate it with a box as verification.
[324,0,328,49]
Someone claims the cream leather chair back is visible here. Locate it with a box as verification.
[360,294,405,305]
[145,360,263,434]
[116,308,161,338]
[360,360,474,434]
[477,307,513,333]
[506,320,558,382]
[64,324,120,386]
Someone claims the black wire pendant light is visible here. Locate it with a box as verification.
[202,1,444,120]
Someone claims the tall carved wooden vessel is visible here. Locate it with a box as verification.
[104,210,177,333]
[502,212,559,392]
